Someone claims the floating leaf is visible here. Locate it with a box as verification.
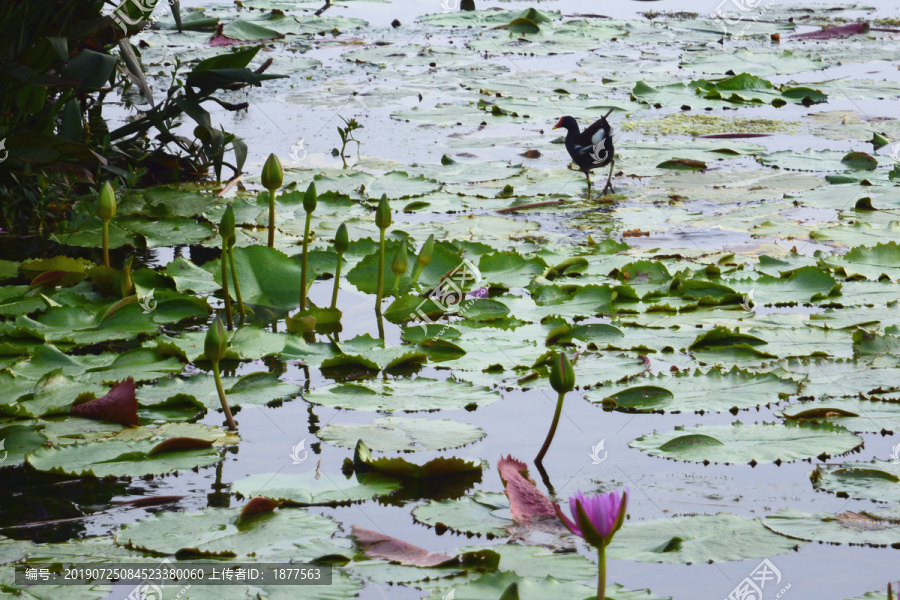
[608,513,802,564]
[630,421,863,464]
[232,471,401,506]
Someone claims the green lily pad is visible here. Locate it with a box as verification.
[115,506,352,560]
[763,508,900,547]
[319,416,485,451]
[812,460,900,502]
[26,434,225,478]
[413,491,512,538]
[629,421,863,464]
[589,366,798,414]
[232,471,401,506]
[608,513,802,564]
[305,377,501,412]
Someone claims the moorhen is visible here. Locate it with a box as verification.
[553,109,615,199]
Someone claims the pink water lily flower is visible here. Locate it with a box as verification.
[555,489,628,548]
[554,489,628,600]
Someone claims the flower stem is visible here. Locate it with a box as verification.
[596,544,606,600]
[221,244,233,330]
[409,264,423,286]
[375,229,385,315]
[102,221,110,268]
[300,213,311,310]
[267,189,276,248]
[330,254,343,309]
[228,247,245,326]
[212,361,236,430]
[535,391,565,464]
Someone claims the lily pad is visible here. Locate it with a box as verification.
[319,416,485,451]
[232,471,401,506]
[811,460,900,502]
[629,421,863,464]
[589,366,798,414]
[608,513,802,564]
[305,377,501,412]
[763,508,900,547]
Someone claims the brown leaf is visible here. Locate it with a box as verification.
[497,456,556,523]
[791,22,869,40]
[351,525,454,567]
[237,496,280,524]
[148,437,214,455]
[71,378,139,425]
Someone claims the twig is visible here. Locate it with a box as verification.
[314,0,331,16]
[218,174,242,197]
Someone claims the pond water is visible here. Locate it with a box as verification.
[3,0,900,599]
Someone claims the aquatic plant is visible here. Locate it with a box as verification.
[535,351,575,464]
[410,234,433,286]
[391,239,408,292]
[97,182,116,268]
[219,205,235,329]
[374,194,391,315]
[221,205,245,326]
[261,153,283,248]
[555,490,628,600]
[335,116,362,166]
[331,223,349,309]
[300,182,317,310]
[205,317,236,430]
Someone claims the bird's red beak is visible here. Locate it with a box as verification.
[552,117,563,129]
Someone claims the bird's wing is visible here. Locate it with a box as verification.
[579,117,611,148]
[573,143,594,157]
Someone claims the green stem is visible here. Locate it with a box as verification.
[221,244,233,330]
[229,246,245,326]
[330,253,343,309]
[375,229,385,315]
[300,213,311,310]
[409,264,423,286]
[102,220,110,268]
[392,272,401,293]
[267,189,276,248]
[596,544,606,600]
[535,391,565,463]
[212,361,236,430]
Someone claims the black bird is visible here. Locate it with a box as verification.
[553,109,615,199]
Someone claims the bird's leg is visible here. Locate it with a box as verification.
[585,171,592,201]
[602,160,615,195]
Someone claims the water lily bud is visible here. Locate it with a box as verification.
[97,182,116,221]
[261,153,283,192]
[302,182,317,213]
[391,239,408,277]
[204,317,228,363]
[335,223,349,255]
[375,194,391,230]
[549,351,575,394]
[220,204,235,246]
[416,234,434,268]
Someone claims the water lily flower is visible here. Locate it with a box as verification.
[391,238,408,292]
[468,287,489,299]
[261,153,283,248]
[97,182,116,268]
[535,351,575,463]
[374,194,391,316]
[331,223,349,309]
[205,317,236,430]
[300,182,316,310]
[409,234,433,285]
[555,489,628,600]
